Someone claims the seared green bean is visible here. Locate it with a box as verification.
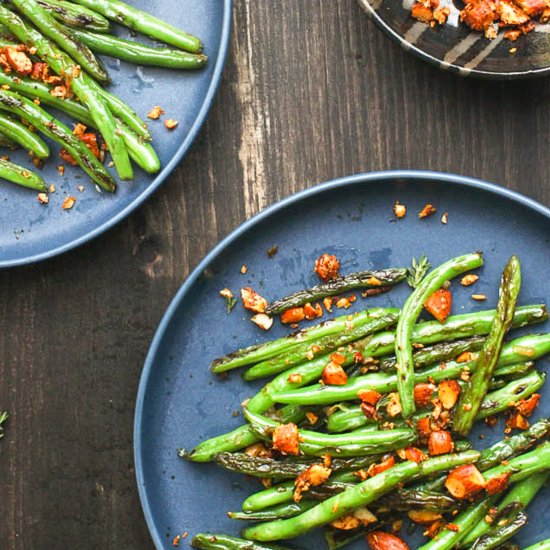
[192,533,290,550]
[0,113,50,159]
[395,252,484,418]
[0,157,46,191]
[37,0,111,33]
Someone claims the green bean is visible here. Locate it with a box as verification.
[214,453,379,479]
[244,310,400,381]
[37,0,111,33]
[71,29,207,69]
[477,371,544,420]
[244,407,417,457]
[525,539,550,550]
[0,157,46,191]
[271,333,550,406]
[190,308,547,460]
[0,90,115,191]
[463,472,548,546]
[0,113,50,159]
[470,510,527,550]
[395,252,484,418]
[0,411,8,438]
[265,268,407,316]
[183,405,305,463]
[241,451,480,541]
[417,496,497,550]
[379,335,486,372]
[0,131,19,149]
[71,0,203,53]
[0,72,159,174]
[191,533,290,550]
[11,0,109,84]
[0,6,132,180]
[454,256,521,435]
[228,501,317,521]
[325,523,384,550]
[212,308,398,374]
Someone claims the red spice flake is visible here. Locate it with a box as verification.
[424,288,452,323]
[322,361,348,386]
[240,287,268,313]
[360,402,377,420]
[164,118,179,130]
[424,519,446,539]
[59,148,78,166]
[314,253,340,281]
[62,196,76,210]
[148,105,165,120]
[330,352,346,365]
[280,307,305,324]
[323,297,333,312]
[418,203,437,218]
[272,423,300,455]
[353,351,365,364]
[172,534,181,547]
[506,410,529,430]
[446,523,460,532]
[306,412,318,425]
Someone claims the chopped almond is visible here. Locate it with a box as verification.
[405,447,427,463]
[456,351,475,363]
[394,201,407,219]
[241,287,268,313]
[294,463,332,502]
[506,410,529,430]
[62,196,76,210]
[272,423,299,455]
[445,464,485,499]
[424,519,446,539]
[386,392,402,417]
[515,393,540,417]
[251,313,273,331]
[440,211,449,224]
[306,412,318,425]
[408,510,443,525]
[358,390,382,406]
[322,361,348,386]
[335,296,355,309]
[280,307,305,324]
[244,442,272,458]
[498,0,531,24]
[323,297,333,312]
[314,253,340,281]
[37,192,49,205]
[30,62,50,81]
[438,380,461,410]
[331,508,377,530]
[367,455,396,477]
[303,302,323,320]
[417,417,433,441]
[59,148,78,166]
[164,118,179,130]
[287,373,303,384]
[411,2,435,22]
[367,531,410,550]
[360,402,377,420]
[460,0,498,31]
[424,288,452,323]
[428,430,454,456]
[472,294,487,301]
[418,203,437,218]
[485,471,511,495]
[414,383,436,407]
[147,105,165,120]
[460,274,479,286]
[4,46,32,75]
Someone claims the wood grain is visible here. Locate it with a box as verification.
[0,0,549,548]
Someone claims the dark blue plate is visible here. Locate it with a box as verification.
[135,171,550,549]
[357,0,550,79]
[0,0,231,268]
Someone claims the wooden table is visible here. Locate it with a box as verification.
[1,1,548,548]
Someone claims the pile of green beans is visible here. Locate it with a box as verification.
[0,0,205,193]
[184,254,550,549]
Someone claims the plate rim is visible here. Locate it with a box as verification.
[134,169,550,549]
[356,0,550,80]
[0,0,233,270]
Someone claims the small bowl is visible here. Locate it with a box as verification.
[357,0,550,79]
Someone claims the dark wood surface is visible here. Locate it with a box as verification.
[1,1,549,548]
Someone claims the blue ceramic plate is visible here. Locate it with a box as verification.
[357,0,550,79]
[135,171,550,549]
[0,0,231,268]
